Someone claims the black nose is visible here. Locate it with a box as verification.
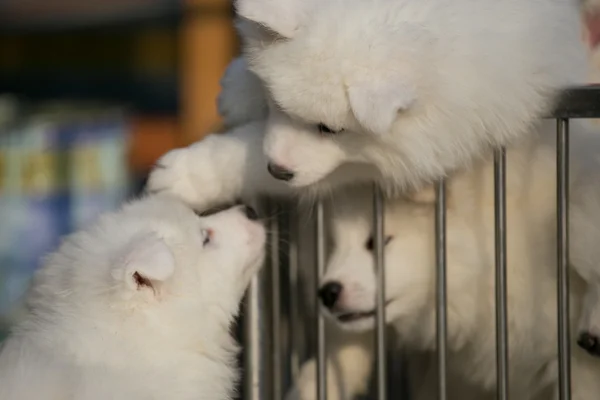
[243,205,259,221]
[318,282,343,309]
[267,162,295,181]
[578,332,600,356]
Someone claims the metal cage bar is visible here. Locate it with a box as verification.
[435,180,448,400]
[373,185,388,400]
[241,86,600,400]
[269,201,283,400]
[288,207,301,382]
[315,200,328,400]
[556,118,571,400]
[494,148,509,399]
[244,266,271,400]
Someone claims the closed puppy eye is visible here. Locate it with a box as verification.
[365,235,393,251]
[194,204,234,217]
[317,123,343,135]
[201,229,213,246]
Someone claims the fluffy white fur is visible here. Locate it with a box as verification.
[0,195,266,400]
[235,0,587,189]
[147,0,590,206]
[291,126,600,400]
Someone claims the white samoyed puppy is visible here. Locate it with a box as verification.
[147,0,589,206]
[0,195,266,400]
[235,0,586,189]
[294,132,600,399]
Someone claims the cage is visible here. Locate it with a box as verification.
[236,85,600,400]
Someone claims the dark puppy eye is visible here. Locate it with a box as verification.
[201,229,212,246]
[317,123,343,135]
[366,235,393,251]
[195,203,234,217]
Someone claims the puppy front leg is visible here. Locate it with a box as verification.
[287,327,374,400]
[146,121,294,210]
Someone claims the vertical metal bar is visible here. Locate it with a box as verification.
[269,202,282,400]
[435,180,448,400]
[494,148,509,400]
[557,118,571,400]
[315,200,327,400]
[289,208,301,382]
[373,185,387,400]
[244,273,272,400]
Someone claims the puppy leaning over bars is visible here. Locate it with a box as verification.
[287,111,600,399]
[148,0,591,215]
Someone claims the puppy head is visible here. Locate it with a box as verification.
[110,200,265,311]
[238,0,421,135]
[262,106,355,187]
[237,0,585,189]
[236,0,437,188]
[32,196,266,345]
[318,187,436,332]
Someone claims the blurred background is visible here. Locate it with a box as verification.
[0,0,239,338]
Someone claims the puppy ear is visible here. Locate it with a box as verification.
[348,80,416,136]
[112,234,175,294]
[235,0,309,38]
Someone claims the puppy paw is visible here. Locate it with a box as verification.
[147,148,199,204]
[146,141,227,209]
[217,57,268,128]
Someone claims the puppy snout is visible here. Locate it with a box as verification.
[319,281,343,309]
[267,162,295,181]
[578,332,600,357]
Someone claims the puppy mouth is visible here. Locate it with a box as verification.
[335,299,394,323]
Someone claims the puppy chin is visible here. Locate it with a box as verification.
[288,170,333,188]
[326,300,400,333]
[334,315,376,333]
[319,305,373,333]
[240,253,266,287]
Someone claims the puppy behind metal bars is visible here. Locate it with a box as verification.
[290,121,600,400]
